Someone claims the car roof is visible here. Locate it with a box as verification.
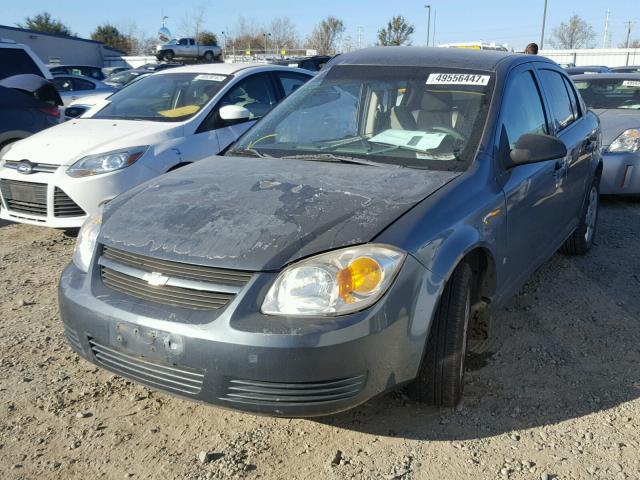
[329,46,532,72]
[155,63,314,76]
[572,72,640,80]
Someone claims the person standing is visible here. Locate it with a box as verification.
[525,43,539,54]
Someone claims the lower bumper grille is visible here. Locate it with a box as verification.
[89,338,204,395]
[221,375,366,407]
[53,187,85,217]
[64,327,83,352]
[0,179,47,216]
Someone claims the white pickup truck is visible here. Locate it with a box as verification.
[156,38,222,62]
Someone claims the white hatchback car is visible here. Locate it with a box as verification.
[0,63,312,228]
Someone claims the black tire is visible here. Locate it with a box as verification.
[560,177,599,255]
[163,50,175,61]
[203,51,214,62]
[407,262,473,407]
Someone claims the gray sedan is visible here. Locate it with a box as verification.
[52,74,116,106]
[574,73,640,195]
[59,47,602,417]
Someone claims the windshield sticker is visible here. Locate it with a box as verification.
[194,74,226,82]
[370,129,447,152]
[426,73,490,86]
[622,80,640,88]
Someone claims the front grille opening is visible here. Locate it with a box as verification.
[89,338,204,395]
[53,187,85,217]
[0,179,47,216]
[100,266,235,310]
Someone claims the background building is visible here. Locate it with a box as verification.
[0,24,123,66]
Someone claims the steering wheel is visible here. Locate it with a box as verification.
[431,125,467,143]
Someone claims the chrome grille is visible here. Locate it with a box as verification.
[3,160,58,173]
[0,179,47,216]
[221,375,366,407]
[53,187,85,217]
[99,246,251,310]
[89,338,204,395]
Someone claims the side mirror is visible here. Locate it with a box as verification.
[508,133,567,167]
[218,105,251,125]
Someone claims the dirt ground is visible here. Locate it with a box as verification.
[1,198,639,480]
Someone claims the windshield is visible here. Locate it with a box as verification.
[574,78,640,110]
[94,72,228,121]
[105,70,142,86]
[229,65,494,171]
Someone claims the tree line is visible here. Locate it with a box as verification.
[15,11,640,55]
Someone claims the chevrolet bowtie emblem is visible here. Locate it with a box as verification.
[142,271,169,286]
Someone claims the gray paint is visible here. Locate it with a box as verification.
[101,156,459,271]
[592,109,640,147]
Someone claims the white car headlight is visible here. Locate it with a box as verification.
[608,129,640,153]
[72,211,103,273]
[66,146,148,178]
[262,245,406,316]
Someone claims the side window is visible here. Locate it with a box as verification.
[179,39,188,46]
[538,69,575,131]
[0,48,43,79]
[72,78,96,90]
[218,73,278,121]
[189,39,195,46]
[276,73,310,97]
[562,75,581,119]
[53,77,74,91]
[500,70,548,150]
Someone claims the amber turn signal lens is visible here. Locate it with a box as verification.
[337,257,382,302]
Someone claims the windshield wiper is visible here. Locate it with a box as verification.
[279,153,391,167]
[228,148,273,158]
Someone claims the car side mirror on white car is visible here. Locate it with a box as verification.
[218,105,251,125]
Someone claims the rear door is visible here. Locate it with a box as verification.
[535,65,593,232]
[497,63,569,288]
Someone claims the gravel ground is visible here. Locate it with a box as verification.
[1,199,639,480]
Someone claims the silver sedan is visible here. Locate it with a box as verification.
[574,73,640,195]
[52,74,116,106]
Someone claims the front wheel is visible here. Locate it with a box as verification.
[163,50,175,61]
[407,262,473,407]
[560,178,599,255]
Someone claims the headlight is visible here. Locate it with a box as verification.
[262,245,406,316]
[608,129,640,153]
[66,146,148,178]
[72,211,103,272]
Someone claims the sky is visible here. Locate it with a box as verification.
[3,0,640,51]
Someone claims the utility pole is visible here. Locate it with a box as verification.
[624,20,634,48]
[603,9,610,49]
[540,0,548,49]
[424,5,431,47]
[432,9,437,46]
[357,26,363,49]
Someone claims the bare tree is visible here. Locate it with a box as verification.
[305,16,345,55]
[226,16,264,52]
[269,17,299,51]
[377,15,415,46]
[619,39,640,48]
[118,22,156,56]
[549,14,596,49]
[179,3,207,40]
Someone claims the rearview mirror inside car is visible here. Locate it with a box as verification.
[219,105,251,125]
[508,133,567,167]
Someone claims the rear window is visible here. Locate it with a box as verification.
[574,78,640,110]
[0,48,43,79]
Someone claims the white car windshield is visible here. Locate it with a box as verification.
[229,65,494,171]
[94,72,228,122]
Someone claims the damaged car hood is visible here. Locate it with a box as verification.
[101,156,459,271]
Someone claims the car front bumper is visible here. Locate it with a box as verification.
[58,255,437,417]
[0,161,154,229]
[600,151,640,195]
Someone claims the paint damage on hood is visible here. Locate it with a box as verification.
[100,156,459,271]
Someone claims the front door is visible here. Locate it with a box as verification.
[497,65,569,290]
